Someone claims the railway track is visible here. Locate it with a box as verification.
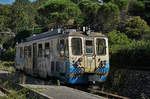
[89,89,129,99]
[0,85,10,96]
[66,83,129,99]
[0,69,130,99]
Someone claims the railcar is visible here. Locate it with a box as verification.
[15,28,109,84]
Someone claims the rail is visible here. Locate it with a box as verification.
[89,89,130,99]
[0,85,10,96]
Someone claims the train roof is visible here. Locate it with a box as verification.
[25,29,106,42]
[16,29,106,47]
[15,29,106,47]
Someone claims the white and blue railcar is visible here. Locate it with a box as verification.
[16,28,109,84]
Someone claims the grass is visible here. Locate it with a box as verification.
[0,61,15,72]
[0,81,29,99]
[25,86,46,93]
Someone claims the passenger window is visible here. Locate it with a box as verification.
[59,39,65,57]
[28,46,32,57]
[51,61,55,72]
[96,39,106,55]
[71,38,82,55]
[45,42,50,57]
[51,40,53,52]
[65,39,69,57]
[24,46,28,57]
[38,44,43,57]
[20,47,23,58]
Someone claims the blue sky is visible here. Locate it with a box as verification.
[0,0,36,5]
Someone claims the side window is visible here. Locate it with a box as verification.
[16,47,19,57]
[45,42,50,57]
[57,39,65,57]
[38,44,43,57]
[28,46,32,57]
[59,39,65,57]
[24,46,28,57]
[65,39,69,57]
[51,40,53,52]
[20,47,23,58]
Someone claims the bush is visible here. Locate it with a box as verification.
[98,2,120,33]
[107,30,130,45]
[124,16,150,40]
[110,40,150,68]
[129,0,145,16]
[38,0,81,26]
[1,48,15,61]
[111,0,129,9]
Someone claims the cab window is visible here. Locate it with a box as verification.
[96,39,106,55]
[71,38,82,55]
[85,40,93,54]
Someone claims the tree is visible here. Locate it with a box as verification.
[14,30,32,44]
[123,16,150,40]
[98,2,120,33]
[0,5,11,32]
[142,0,150,25]
[38,0,81,27]
[111,0,129,25]
[32,0,48,8]
[128,0,150,26]
[0,16,8,32]
[129,0,145,16]
[79,0,100,30]
[107,30,130,45]
[0,47,15,61]
[10,0,36,33]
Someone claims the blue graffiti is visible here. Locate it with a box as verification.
[100,76,106,81]
[99,61,110,82]
[69,62,83,73]
[57,61,110,84]
[69,76,87,84]
[68,62,87,84]
[96,66,109,73]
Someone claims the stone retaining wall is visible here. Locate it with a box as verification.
[101,69,150,99]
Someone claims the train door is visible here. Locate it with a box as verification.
[84,38,96,72]
[95,37,109,69]
[45,42,51,76]
[33,43,38,75]
[69,37,85,70]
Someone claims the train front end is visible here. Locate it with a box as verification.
[67,32,109,84]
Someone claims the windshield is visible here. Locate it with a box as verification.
[96,39,106,55]
[85,40,94,54]
[71,38,82,55]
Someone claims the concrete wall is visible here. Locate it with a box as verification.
[100,69,150,99]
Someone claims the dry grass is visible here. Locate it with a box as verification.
[0,61,15,72]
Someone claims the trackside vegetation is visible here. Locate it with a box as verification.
[0,0,150,69]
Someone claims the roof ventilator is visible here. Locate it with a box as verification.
[83,26,91,35]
